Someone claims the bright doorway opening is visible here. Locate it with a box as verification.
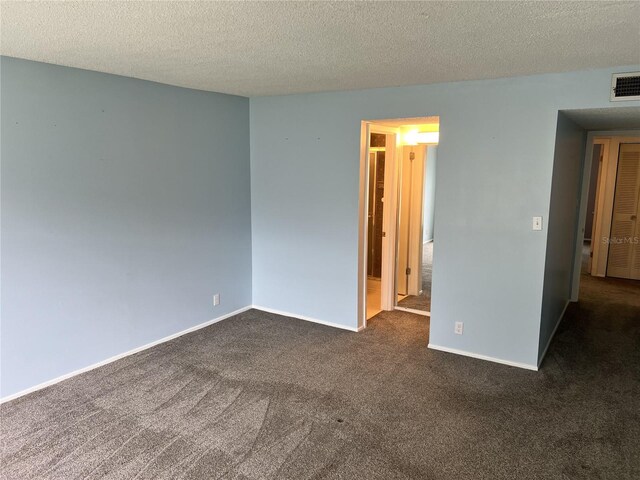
[358,116,439,328]
[579,135,640,282]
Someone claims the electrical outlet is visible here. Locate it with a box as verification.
[532,216,543,231]
[454,322,464,335]
[213,293,220,307]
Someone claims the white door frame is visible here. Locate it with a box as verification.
[358,122,400,329]
[571,130,640,301]
[588,138,608,274]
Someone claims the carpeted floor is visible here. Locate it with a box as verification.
[1,273,639,479]
[398,241,432,312]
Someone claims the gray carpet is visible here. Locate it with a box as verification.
[1,273,639,479]
[398,241,432,311]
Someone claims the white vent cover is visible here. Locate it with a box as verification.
[611,72,640,101]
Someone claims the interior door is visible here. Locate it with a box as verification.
[396,145,426,296]
[607,143,640,280]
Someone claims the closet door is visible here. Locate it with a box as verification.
[633,201,640,280]
[607,143,640,280]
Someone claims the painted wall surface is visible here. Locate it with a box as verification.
[423,146,437,242]
[584,144,602,240]
[250,65,640,368]
[539,113,586,361]
[0,57,252,397]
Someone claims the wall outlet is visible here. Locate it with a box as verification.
[532,216,543,231]
[454,321,464,335]
[213,293,220,307]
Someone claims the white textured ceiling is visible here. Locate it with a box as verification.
[1,1,639,97]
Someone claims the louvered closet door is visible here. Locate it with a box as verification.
[607,143,640,280]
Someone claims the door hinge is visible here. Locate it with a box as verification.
[406,267,411,275]
[382,232,386,237]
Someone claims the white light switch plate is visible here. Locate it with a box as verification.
[532,216,543,231]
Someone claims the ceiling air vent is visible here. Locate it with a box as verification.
[611,72,640,101]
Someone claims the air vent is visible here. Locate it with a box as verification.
[611,73,640,101]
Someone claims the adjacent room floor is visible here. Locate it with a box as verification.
[398,241,432,312]
[366,278,383,320]
[1,273,638,479]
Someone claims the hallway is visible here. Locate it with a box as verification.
[550,271,640,371]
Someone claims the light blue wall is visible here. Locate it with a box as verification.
[3,58,639,396]
[250,65,640,368]
[539,113,586,362]
[0,57,252,397]
[423,146,437,242]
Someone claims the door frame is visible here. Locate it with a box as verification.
[358,122,400,329]
[587,138,608,274]
[571,130,640,301]
[590,137,610,277]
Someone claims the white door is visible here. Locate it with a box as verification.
[607,143,640,280]
[396,145,426,296]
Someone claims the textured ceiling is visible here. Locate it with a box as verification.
[1,1,639,97]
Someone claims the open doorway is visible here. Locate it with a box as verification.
[575,134,640,289]
[365,131,390,319]
[581,140,605,274]
[539,108,640,368]
[545,125,640,367]
[396,141,437,315]
[358,117,439,328]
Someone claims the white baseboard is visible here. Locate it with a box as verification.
[428,343,538,371]
[537,300,571,368]
[0,305,253,404]
[394,306,430,317]
[251,305,359,332]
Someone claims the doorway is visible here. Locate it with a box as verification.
[396,143,436,315]
[582,141,604,274]
[578,136,640,284]
[366,132,389,319]
[607,142,640,280]
[572,132,640,301]
[359,117,439,328]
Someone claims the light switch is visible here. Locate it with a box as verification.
[532,216,543,231]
